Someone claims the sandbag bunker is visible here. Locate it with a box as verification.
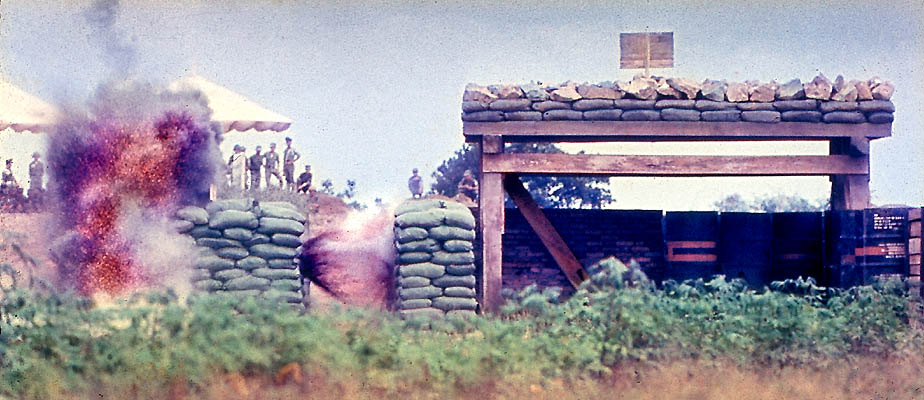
[175,198,306,304]
[394,199,479,319]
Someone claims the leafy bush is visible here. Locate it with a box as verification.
[501,257,915,369]
[1,258,919,398]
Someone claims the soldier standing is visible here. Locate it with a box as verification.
[28,152,45,208]
[283,137,301,191]
[263,142,283,188]
[228,145,247,191]
[248,146,264,190]
[408,168,423,199]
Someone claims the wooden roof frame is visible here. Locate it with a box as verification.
[465,120,892,313]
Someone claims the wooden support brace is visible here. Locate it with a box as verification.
[831,174,870,210]
[830,137,871,210]
[503,174,588,288]
[479,134,505,314]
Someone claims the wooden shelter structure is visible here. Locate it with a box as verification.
[461,79,895,312]
[0,78,58,133]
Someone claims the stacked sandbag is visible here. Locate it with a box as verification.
[174,198,306,304]
[394,199,479,319]
[462,75,895,124]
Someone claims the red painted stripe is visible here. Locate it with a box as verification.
[669,254,718,262]
[666,241,717,262]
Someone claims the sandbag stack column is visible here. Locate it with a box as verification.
[394,199,479,318]
[174,198,306,304]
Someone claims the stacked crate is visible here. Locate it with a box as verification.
[910,208,922,288]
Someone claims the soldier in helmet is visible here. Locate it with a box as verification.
[408,168,423,199]
[457,169,478,202]
[296,164,312,195]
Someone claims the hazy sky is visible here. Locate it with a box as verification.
[1,0,922,209]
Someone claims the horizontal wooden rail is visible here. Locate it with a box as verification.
[482,153,868,176]
[463,121,891,141]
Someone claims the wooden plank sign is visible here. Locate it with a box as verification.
[620,32,674,70]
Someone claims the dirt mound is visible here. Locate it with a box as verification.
[302,195,396,310]
[0,212,56,287]
[306,192,352,239]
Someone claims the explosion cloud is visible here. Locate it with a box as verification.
[299,208,397,309]
[47,81,223,296]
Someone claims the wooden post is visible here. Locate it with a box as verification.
[503,174,588,287]
[479,135,505,313]
[830,138,871,210]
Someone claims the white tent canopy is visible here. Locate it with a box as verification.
[169,75,293,133]
[0,79,58,133]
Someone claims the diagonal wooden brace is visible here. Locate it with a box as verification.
[503,174,588,288]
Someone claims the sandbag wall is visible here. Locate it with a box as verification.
[462,75,894,124]
[394,199,479,318]
[173,198,306,303]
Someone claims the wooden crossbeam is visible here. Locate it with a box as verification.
[482,153,867,176]
[503,174,588,288]
[464,121,891,141]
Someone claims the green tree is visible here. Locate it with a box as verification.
[320,179,335,195]
[713,193,829,212]
[338,180,357,200]
[430,143,613,208]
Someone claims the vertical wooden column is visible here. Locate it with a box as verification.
[830,137,871,210]
[479,134,505,313]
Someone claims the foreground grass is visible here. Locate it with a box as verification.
[52,356,921,400]
[2,260,923,399]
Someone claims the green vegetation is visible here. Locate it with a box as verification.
[713,193,829,212]
[2,256,920,399]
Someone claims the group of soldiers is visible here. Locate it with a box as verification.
[407,168,478,202]
[0,152,45,212]
[227,137,311,194]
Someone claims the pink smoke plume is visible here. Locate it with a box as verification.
[298,208,397,309]
[47,81,222,296]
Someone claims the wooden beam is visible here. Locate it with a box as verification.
[463,121,892,142]
[831,174,870,210]
[483,134,504,153]
[829,138,871,210]
[830,136,871,156]
[479,135,505,314]
[503,174,588,288]
[482,153,867,176]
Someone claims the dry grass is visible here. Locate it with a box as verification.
[72,356,924,400]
